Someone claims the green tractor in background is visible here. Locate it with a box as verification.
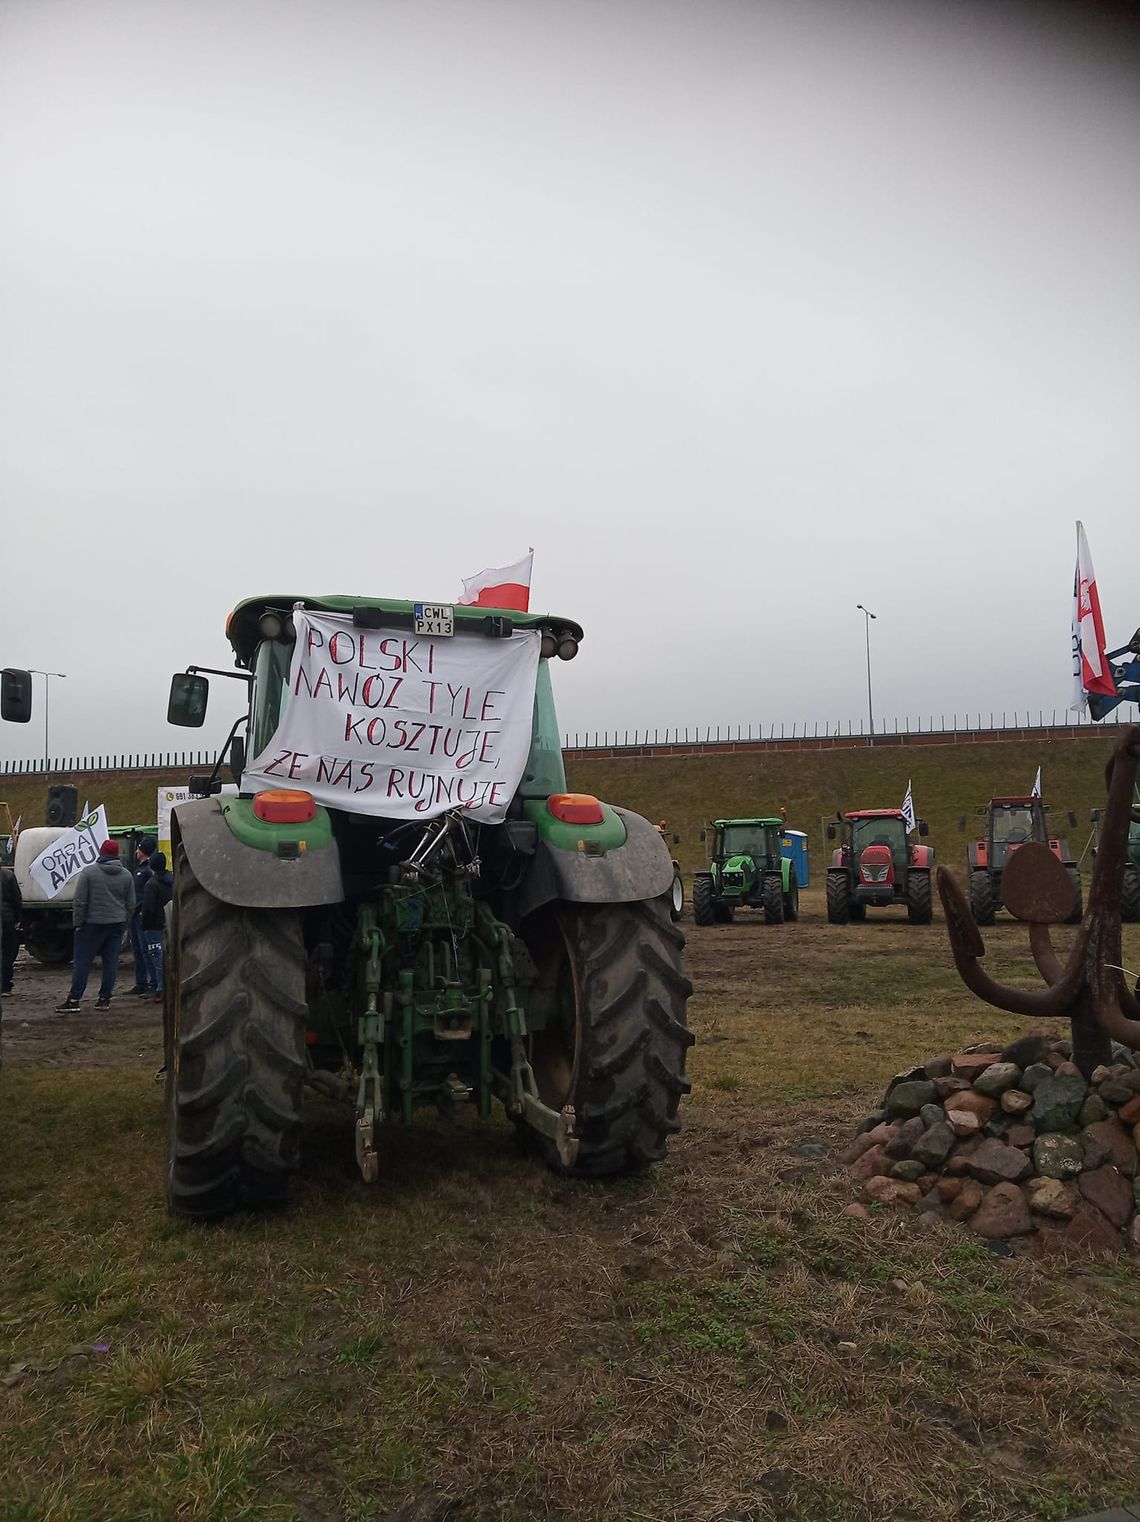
[691,817,806,926]
[164,595,694,1218]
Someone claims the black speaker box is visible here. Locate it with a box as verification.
[46,784,79,828]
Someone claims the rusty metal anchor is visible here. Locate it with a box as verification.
[938,725,1140,1078]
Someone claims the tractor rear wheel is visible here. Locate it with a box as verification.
[906,870,933,925]
[668,865,684,922]
[692,875,716,926]
[165,845,308,1219]
[522,897,694,1177]
[1122,866,1140,924]
[783,868,800,922]
[969,870,996,926]
[1065,866,1083,924]
[826,870,851,925]
[761,873,784,925]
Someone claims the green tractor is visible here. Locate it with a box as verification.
[691,817,804,926]
[163,595,694,1218]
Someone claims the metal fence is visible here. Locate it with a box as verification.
[560,708,1135,752]
[0,706,1133,776]
[0,751,217,778]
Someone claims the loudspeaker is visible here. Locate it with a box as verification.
[46,784,78,828]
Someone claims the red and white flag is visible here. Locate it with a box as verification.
[1071,521,1115,710]
[458,550,533,612]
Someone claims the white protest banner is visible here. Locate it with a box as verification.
[157,786,191,862]
[28,805,109,899]
[242,609,541,822]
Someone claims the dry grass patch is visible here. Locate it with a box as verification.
[2,906,1140,1519]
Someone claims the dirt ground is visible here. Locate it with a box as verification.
[2,950,165,1068]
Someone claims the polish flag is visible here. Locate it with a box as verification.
[458,551,533,612]
[1070,522,1115,709]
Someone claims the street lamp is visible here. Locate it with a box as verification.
[856,606,876,746]
[28,670,67,768]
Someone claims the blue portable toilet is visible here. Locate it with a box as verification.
[779,829,810,888]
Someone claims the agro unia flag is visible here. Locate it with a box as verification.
[242,608,541,823]
[28,805,109,899]
[1071,521,1116,711]
[901,779,916,834]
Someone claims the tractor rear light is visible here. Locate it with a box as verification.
[540,631,558,660]
[253,789,317,824]
[259,612,284,640]
[548,793,604,825]
[557,635,579,661]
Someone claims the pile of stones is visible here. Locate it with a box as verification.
[841,1032,1140,1251]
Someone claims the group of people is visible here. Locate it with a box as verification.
[54,836,173,1012]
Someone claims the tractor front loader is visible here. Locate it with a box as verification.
[162,595,694,1218]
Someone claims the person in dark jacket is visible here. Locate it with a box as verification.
[56,840,135,1012]
[1,866,21,994]
[127,835,157,995]
[141,851,173,1001]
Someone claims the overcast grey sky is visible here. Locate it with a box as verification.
[1,0,1137,764]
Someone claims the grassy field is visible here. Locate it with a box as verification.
[0,731,1121,878]
[3,897,1140,1521]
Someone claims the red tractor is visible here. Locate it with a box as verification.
[825,808,933,924]
[966,796,1081,926]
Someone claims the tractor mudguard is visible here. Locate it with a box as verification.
[518,806,674,917]
[173,797,345,910]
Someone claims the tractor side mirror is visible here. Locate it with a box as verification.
[699,830,706,843]
[188,774,222,797]
[918,820,929,837]
[1090,808,1101,823]
[229,735,246,779]
[1068,810,1078,828]
[168,672,209,727]
[0,668,33,723]
[826,823,837,841]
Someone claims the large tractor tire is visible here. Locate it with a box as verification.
[906,869,933,925]
[668,865,684,922]
[692,875,716,926]
[826,870,851,925]
[783,868,800,923]
[969,870,996,927]
[522,897,694,1178]
[165,846,308,1219]
[1122,865,1140,924]
[761,873,784,925]
[1065,866,1083,924]
[25,929,72,965]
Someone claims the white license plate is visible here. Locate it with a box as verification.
[413,603,454,636]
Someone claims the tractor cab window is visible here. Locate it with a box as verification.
[852,816,907,872]
[248,639,294,759]
[720,825,772,862]
[993,806,1039,845]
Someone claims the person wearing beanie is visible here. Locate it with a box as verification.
[55,839,135,1012]
[127,834,158,996]
[140,850,173,1002]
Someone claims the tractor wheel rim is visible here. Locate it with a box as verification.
[671,874,684,914]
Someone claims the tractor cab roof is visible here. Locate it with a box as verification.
[225,595,584,668]
[713,817,784,828]
[844,808,907,822]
